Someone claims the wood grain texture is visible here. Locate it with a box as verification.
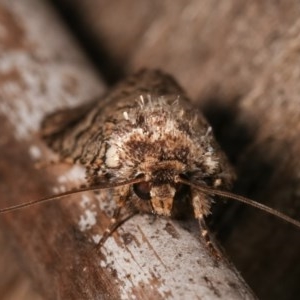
[51,0,300,100]
[0,1,256,299]
[50,1,300,299]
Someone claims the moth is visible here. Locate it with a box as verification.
[1,69,300,254]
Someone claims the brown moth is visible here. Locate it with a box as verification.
[1,69,300,254]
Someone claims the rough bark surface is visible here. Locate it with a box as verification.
[0,1,257,300]
[48,1,300,299]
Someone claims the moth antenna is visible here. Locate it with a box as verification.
[0,176,145,214]
[176,176,300,229]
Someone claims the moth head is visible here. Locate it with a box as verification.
[132,161,190,216]
[133,180,190,216]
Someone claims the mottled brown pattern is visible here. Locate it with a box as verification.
[41,70,234,219]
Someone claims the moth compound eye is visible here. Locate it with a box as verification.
[133,182,151,200]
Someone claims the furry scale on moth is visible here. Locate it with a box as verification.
[1,69,300,257]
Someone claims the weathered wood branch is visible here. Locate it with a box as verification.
[0,1,256,299]
[50,1,300,299]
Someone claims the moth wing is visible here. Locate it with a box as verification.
[40,70,190,165]
[40,98,106,164]
[41,100,97,137]
[42,69,184,139]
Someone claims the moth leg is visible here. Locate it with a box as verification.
[198,215,222,260]
[98,208,137,247]
[98,188,137,248]
[191,191,222,260]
